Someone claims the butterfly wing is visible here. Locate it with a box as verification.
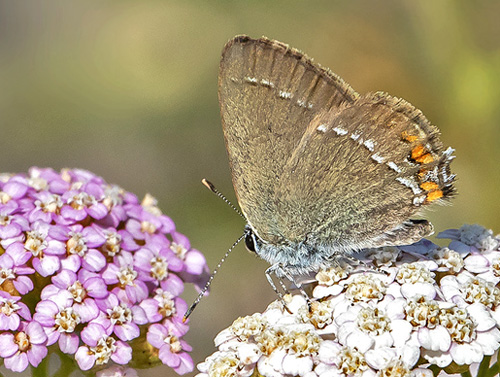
[219,35,358,244]
[275,92,455,250]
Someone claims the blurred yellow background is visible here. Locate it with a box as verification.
[0,1,499,376]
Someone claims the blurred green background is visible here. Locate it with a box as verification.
[0,1,499,376]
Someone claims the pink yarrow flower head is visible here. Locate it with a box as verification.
[197,224,500,377]
[0,168,209,375]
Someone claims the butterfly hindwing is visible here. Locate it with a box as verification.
[275,92,454,250]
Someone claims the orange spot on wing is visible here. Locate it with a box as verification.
[420,181,439,191]
[411,145,426,160]
[426,189,443,202]
[402,131,418,142]
[417,169,428,179]
[415,153,434,164]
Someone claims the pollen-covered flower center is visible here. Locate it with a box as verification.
[405,297,440,328]
[439,307,476,343]
[164,335,182,353]
[154,290,177,317]
[141,194,162,216]
[0,267,15,283]
[298,301,333,329]
[208,353,239,377]
[25,230,48,257]
[356,307,391,335]
[0,191,11,204]
[140,220,157,234]
[396,263,435,284]
[28,176,48,191]
[0,298,20,316]
[108,304,132,325]
[345,275,386,302]
[67,232,87,256]
[378,359,410,377]
[0,215,12,226]
[55,307,80,333]
[118,267,137,286]
[315,266,348,286]
[254,328,283,355]
[430,247,464,272]
[287,328,321,355]
[230,313,266,340]
[462,277,500,308]
[170,242,187,260]
[67,192,95,210]
[102,185,124,209]
[254,326,320,357]
[492,257,500,277]
[150,256,169,280]
[36,194,63,214]
[68,280,86,302]
[92,336,117,365]
[365,246,400,266]
[101,231,122,257]
[14,331,30,352]
[338,346,368,376]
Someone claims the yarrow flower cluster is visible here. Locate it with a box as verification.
[0,167,209,374]
[197,224,500,377]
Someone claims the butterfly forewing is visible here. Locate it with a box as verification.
[219,36,358,244]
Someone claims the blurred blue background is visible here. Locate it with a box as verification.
[0,1,499,376]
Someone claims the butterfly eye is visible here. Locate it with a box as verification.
[245,232,256,252]
[244,230,259,253]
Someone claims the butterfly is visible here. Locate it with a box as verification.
[218,35,455,279]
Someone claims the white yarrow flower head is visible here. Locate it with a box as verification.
[197,225,500,377]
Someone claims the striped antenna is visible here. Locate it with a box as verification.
[202,178,245,219]
[183,179,248,321]
[183,232,246,321]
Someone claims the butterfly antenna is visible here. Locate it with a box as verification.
[202,178,245,219]
[183,232,246,322]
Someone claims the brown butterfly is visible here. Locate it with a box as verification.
[218,35,455,278]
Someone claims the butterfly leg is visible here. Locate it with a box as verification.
[276,273,291,294]
[265,265,288,303]
[265,264,312,312]
[265,266,292,313]
[280,268,312,311]
[341,254,388,276]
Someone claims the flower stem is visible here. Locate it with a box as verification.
[52,352,79,377]
[477,355,491,377]
[461,370,472,377]
[31,352,79,377]
[31,356,49,377]
[485,362,499,377]
[428,364,441,376]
